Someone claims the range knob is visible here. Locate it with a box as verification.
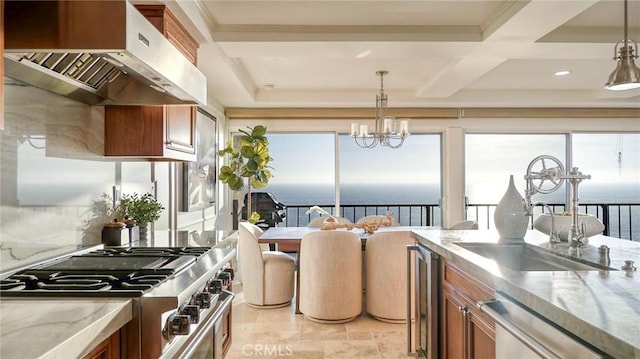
[180,304,200,324]
[162,313,190,340]
[193,291,211,309]
[223,267,235,280]
[208,279,223,294]
[217,272,231,286]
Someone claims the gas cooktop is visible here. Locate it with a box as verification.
[0,246,213,297]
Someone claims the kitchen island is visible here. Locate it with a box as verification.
[412,229,640,358]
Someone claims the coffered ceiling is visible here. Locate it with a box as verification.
[161,0,640,109]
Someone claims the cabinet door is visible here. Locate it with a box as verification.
[442,261,496,359]
[442,285,466,359]
[468,307,496,359]
[105,105,195,161]
[82,331,120,359]
[165,106,196,155]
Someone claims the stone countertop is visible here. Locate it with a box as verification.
[0,233,237,359]
[411,229,640,359]
[0,298,132,359]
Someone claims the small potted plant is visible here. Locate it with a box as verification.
[117,192,165,240]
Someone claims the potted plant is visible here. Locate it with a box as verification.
[218,125,274,222]
[116,192,165,240]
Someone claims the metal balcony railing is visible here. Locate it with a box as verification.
[280,203,639,241]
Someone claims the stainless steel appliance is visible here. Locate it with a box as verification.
[407,243,440,358]
[0,246,235,358]
[4,0,207,106]
[478,292,609,359]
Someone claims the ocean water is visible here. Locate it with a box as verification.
[263,182,640,240]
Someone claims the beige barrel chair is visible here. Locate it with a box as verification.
[299,231,362,323]
[365,231,414,322]
[448,220,479,230]
[237,222,295,308]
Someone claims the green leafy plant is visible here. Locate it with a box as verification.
[247,211,262,225]
[218,125,274,220]
[116,192,165,224]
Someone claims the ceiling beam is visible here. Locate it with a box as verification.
[225,107,640,119]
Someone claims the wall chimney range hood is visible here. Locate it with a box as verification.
[4,0,207,106]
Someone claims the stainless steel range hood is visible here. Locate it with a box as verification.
[4,0,207,106]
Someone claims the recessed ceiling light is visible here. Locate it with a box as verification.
[264,84,275,90]
[356,50,372,58]
[554,70,571,76]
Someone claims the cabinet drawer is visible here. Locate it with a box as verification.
[443,261,494,303]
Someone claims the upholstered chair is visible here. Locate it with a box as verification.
[299,231,362,323]
[448,220,479,230]
[307,216,352,227]
[237,222,295,308]
[365,231,414,323]
[357,215,400,226]
[240,221,270,251]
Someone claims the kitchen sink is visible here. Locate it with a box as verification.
[455,243,614,271]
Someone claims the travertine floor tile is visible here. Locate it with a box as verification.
[324,339,380,358]
[229,282,412,358]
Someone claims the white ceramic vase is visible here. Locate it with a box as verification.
[494,175,529,242]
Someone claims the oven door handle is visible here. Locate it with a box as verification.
[179,290,234,359]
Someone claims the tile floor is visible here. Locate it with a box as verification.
[226,283,412,358]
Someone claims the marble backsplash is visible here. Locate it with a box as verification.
[0,80,152,273]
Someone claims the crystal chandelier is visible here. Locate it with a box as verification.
[350,71,410,149]
[604,0,640,90]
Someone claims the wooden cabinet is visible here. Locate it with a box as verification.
[82,330,120,359]
[441,261,496,359]
[105,105,196,161]
[135,4,198,65]
[103,5,199,161]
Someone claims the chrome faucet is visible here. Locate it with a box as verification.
[524,156,591,252]
[528,201,560,244]
[565,167,591,252]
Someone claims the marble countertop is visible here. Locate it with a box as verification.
[411,229,640,359]
[0,232,237,359]
[0,298,132,359]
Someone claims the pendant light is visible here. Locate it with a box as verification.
[605,0,640,91]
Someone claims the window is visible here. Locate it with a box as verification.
[465,134,567,228]
[339,134,442,226]
[262,133,335,226]
[573,133,640,240]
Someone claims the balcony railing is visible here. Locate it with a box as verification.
[280,203,639,241]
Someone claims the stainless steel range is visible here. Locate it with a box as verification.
[0,246,235,358]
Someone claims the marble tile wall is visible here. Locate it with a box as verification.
[0,81,152,272]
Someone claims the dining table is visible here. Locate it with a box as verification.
[258,226,433,314]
